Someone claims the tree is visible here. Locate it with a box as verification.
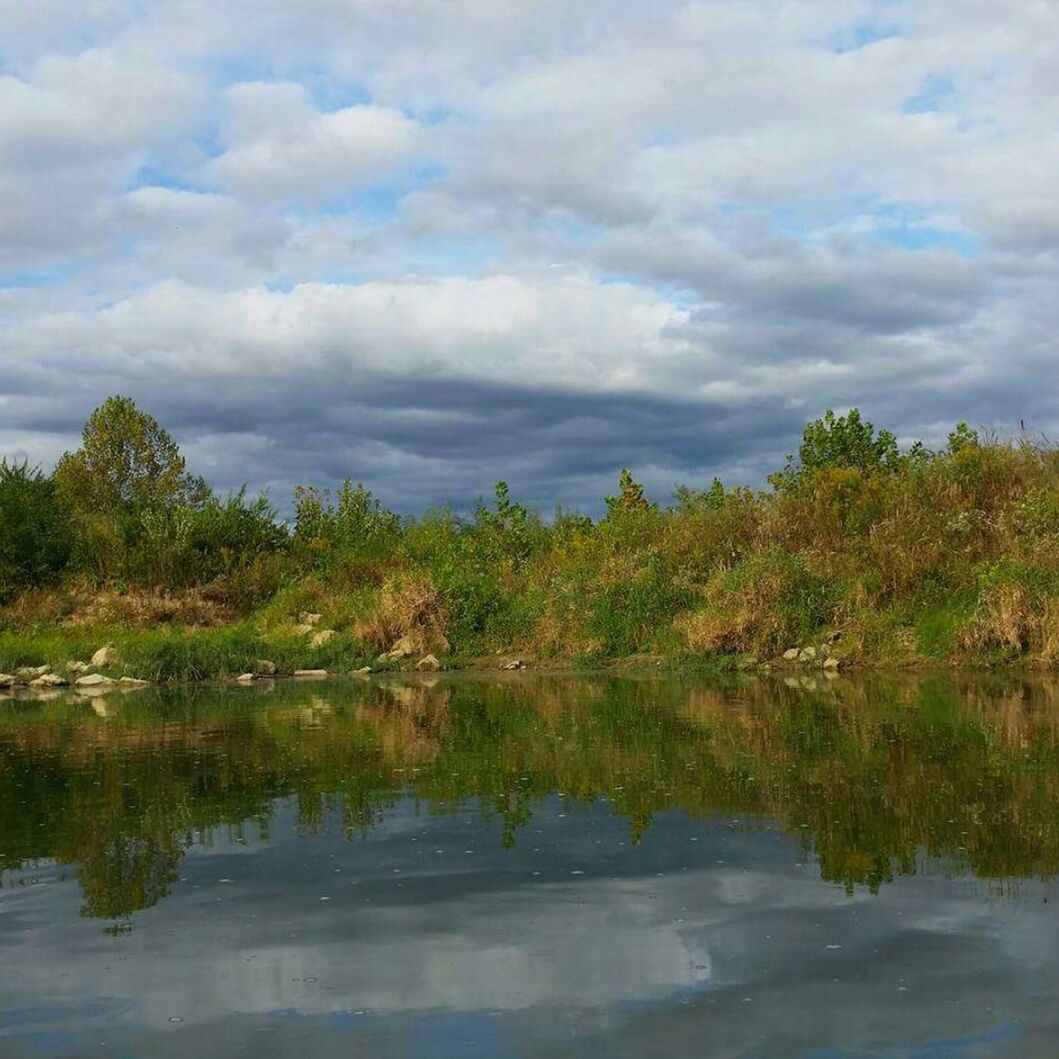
[54,396,205,514]
[0,460,73,597]
[773,409,900,488]
[605,469,653,517]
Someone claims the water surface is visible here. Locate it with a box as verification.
[2,672,1059,1057]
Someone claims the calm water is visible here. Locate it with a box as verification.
[2,673,1059,1057]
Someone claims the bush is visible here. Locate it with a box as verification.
[679,549,833,655]
[0,461,73,598]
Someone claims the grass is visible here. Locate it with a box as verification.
[0,625,378,682]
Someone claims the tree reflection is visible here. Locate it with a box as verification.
[3,672,1059,916]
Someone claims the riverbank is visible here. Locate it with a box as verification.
[0,617,1048,695]
[7,402,1059,680]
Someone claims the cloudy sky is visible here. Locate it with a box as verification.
[1,0,1056,512]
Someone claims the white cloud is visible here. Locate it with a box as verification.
[1,0,1057,508]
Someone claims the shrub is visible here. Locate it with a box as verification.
[679,549,833,655]
[0,461,73,598]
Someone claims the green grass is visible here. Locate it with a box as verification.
[0,625,378,682]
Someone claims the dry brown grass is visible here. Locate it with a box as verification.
[354,574,449,653]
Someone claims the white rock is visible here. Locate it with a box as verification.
[415,654,441,671]
[67,661,90,674]
[16,665,49,679]
[0,674,13,688]
[255,659,278,676]
[91,643,117,668]
[76,673,112,687]
[299,612,323,626]
[798,646,817,662]
[118,676,150,686]
[293,669,329,678]
[822,656,840,670]
[236,673,255,683]
[310,629,337,648]
[782,648,800,661]
[30,673,68,688]
[354,666,373,675]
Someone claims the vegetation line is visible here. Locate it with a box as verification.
[3,397,1058,681]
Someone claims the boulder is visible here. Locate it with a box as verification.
[299,612,323,627]
[254,659,278,677]
[354,666,373,675]
[822,656,840,670]
[236,673,256,683]
[310,629,337,648]
[15,665,50,680]
[293,669,329,678]
[782,648,800,661]
[0,674,13,689]
[798,646,817,663]
[415,654,441,672]
[91,643,117,668]
[76,673,112,687]
[501,659,525,671]
[67,661,90,674]
[29,673,68,688]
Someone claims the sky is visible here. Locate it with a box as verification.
[1,0,1057,513]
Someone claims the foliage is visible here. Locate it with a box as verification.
[772,408,900,489]
[55,395,205,514]
[0,460,73,598]
[9,397,1059,668]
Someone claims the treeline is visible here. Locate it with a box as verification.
[4,396,1059,665]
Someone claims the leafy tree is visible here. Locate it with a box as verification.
[773,409,900,488]
[54,396,206,514]
[605,469,653,516]
[948,421,980,454]
[674,477,727,512]
[0,460,73,597]
[293,480,400,564]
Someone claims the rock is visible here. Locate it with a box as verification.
[29,673,68,688]
[782,648,800,661]
[16,665,50,680]
[299,612,323,627]
[798,646,817,662]
[387,635,417,659]
[118,676,150,686]
[91,643,117,668]
[501,659,525,671]
[822,657,840,670]
[310,629,337,648]
[236,673,256,683]
[415,654,441,671]
[354,666,373,675]
[75,673,112,687]
[293,669,329,678]
[254,659,278,677]
[293,624,315,637]
[67,660,90,674]
[0,674,13,689]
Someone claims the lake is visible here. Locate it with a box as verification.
[2,671,1058,1057]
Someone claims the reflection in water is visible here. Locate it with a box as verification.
[4,672,1059,913]
[2,673,1059,1057]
